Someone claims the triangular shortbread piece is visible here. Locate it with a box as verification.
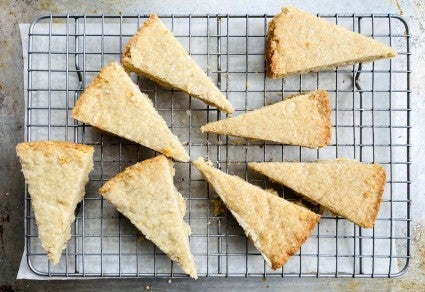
[98,155,197,278]
[249,159,386,228]
[72,62,189,162]
[193,157,320,269]
[122,14,234,114]
[16,141,94,265]
[201,90,331,148]
[266,7,397,78]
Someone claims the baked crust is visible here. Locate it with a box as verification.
[16,140,93,155]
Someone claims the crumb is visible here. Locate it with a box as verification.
[183,141,189,146]
[145,285,150,290]
[168,279,172,284]
[138,232,145,241]
[186,110,191,117]
[230,138,245,145]
[265,188,279,196]
[211,198,227,216]
[196,202,207,208]
[292,200,308,208]
[246,81,250,90]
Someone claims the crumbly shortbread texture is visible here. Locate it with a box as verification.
[193,157,320,270]
[16,141,94,265]
[201,90,331,148]
[249,159,386,228]
[122,14,234,114]
[71,62,189,162]
[266,7,397,78]
[99,155,197,278]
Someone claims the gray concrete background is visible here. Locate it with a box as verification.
[1,0,424,290]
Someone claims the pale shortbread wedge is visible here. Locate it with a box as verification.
[122,14,234,114]
[72,62,189,162]
[16,141,94,265]
[249,159,386,228]
[267,7,397,78]
[193,157,320,269]
[98,155,197,278]
[201,90,331,148]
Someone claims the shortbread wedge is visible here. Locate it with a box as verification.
[249,159,386,228]
[16,141,94,265]
[72,62,189,162]
[201,90,331,148]
[98,155,197,278]
[266,7,397,78]
[122,14,234,114]
[193,158,320,269]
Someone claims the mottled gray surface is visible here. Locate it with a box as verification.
[0,0,424,290]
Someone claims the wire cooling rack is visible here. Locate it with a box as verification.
[24,13,411,278]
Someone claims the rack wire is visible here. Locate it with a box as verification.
[25,13,411,278]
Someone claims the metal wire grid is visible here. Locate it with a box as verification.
[24,13,411,278]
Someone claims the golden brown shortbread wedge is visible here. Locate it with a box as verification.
[16,141,94,265]
[266,7,396,78]
[249,159,386,228]
[72,62,189,162]
[99,155,197,278]
[122,14,234,114]
[201,90,331,148]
